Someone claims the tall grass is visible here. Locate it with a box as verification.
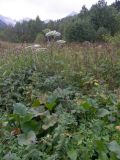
[0,43,120,90]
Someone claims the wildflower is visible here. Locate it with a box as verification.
[94,80,99,86]
[56,40,66,44]
[45,30,61,38]
[33,44,41,48]
[115,126,120,131]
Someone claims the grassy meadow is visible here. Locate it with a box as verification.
[0,42,120,159]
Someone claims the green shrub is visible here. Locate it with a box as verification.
[96,27,109,41]
[104,33,120,46]
[35,33,45,44]
[65,20,96,42]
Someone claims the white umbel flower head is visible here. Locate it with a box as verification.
[56,40,66,44]
[45,30,61,38]
[33,44,41,48]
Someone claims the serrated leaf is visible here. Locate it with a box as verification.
[32,99,41,108]
[3,152,18,160]
[22,114,33,123]
[17,131,36,146]
[98,109,110,117]
[42,114,58,130]
[45,101,57,110]
[21,120,39,133]
[67,148,77,160]
[81,101,92,110]
[108,141,120,159]
[13,103,27,116]
[99,152,109,160]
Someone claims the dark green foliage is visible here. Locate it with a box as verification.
[1,0,120,42]
[65,20,96,42]
[14,17,44,43]
[96,27,109,41]
[0,16,45,43]
[35,33,45,43]
[0,20,7,28]
[0,57,120,159]
[112,0,120,11]
[91,4,119,35]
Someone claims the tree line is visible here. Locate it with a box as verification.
[0,0,120,43]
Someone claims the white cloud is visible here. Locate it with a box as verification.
[0,0,114,20]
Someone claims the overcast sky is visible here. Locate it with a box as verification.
[0,0,114,20]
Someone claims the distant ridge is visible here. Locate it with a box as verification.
[0,11,78,28]
[0,15,16,26]
[67,11,78,17]
[0,19,7,28]
[19,18,31,23]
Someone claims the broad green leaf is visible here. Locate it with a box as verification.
[108,141,120,159]
[32,99,41,108]
[81,101,92,110]
[9,114,21,122]
[99,152,109,160]
[67,148,77,160]
[13,103,27,116]
[42,114,58,130]
[98,109,110,117]
[17,131,36,146]
[45,101,57,110]
[95,140,107,152]
[30,105,45,116]
[21,120,39,133]
[3,152,18,160]
[22,114,33,123]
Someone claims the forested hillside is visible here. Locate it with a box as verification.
[0,0,120,43]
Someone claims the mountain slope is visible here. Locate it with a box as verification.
[67,11,78,17]
[0,15,16,26]
[0,19,7,28]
